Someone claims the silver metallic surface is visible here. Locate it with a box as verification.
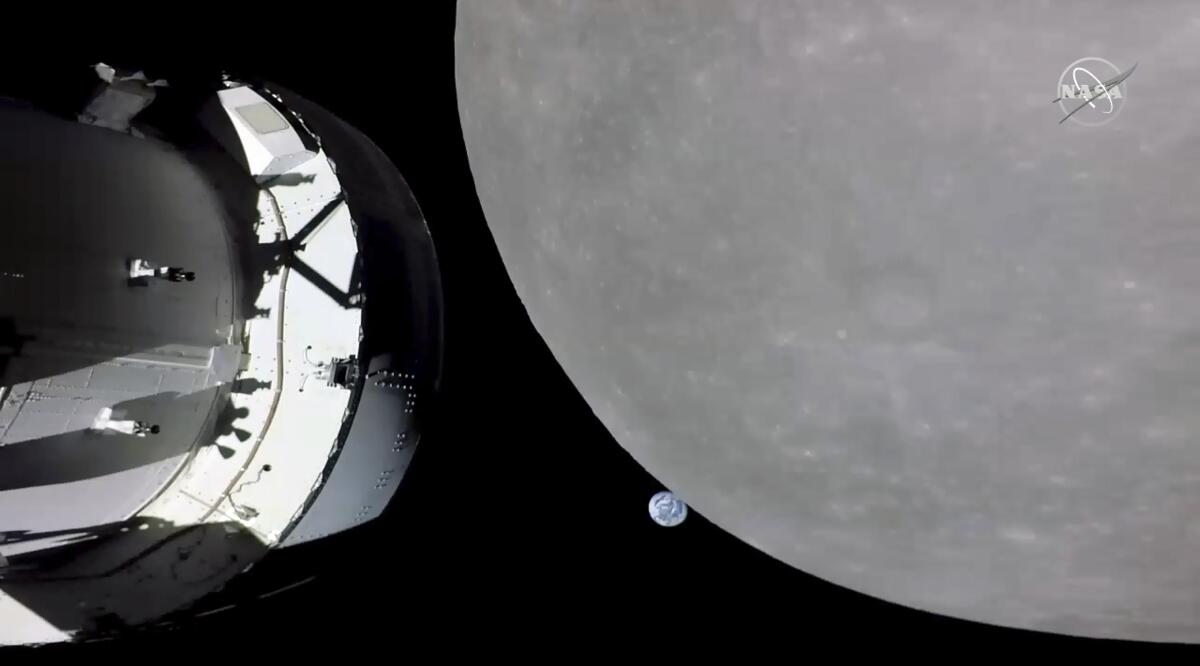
[268,87,443,548]
[457,1,1200,640]
[0,105,238,535]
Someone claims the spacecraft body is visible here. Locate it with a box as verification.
[0,66,442,645]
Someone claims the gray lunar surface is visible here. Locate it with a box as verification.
[456,1,1200,640]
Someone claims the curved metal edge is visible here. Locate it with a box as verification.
[257,83,445,547]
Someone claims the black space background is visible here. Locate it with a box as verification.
[1,4,1185,657]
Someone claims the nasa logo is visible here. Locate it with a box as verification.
[1054,57,1136,127]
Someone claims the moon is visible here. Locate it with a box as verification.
[457,1,1200,641]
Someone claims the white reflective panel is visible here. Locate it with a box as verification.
[235,102,290,135]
